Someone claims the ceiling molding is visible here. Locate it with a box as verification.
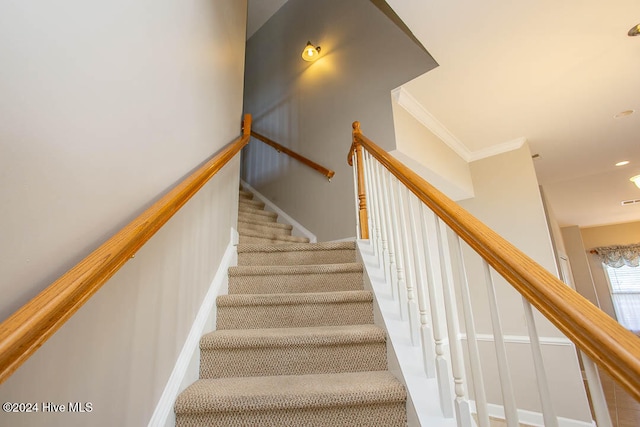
[392,87,472,161]
[467,137,527,162]
[392,86,527,163]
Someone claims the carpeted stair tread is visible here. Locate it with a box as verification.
[238,219,292,233]
[238,211,278,223]
[237,241,357,265]
[239,229,310,244]
[238,204,277,218]
[217,290,372,307]
[238,241,355,253]
[228,263,363,294]
[216,291,374,329]
[201,324,385,348]
[239,198,265,209]
[198,325,388,378]
[229,263,362,277]
[174,370,407,413]
[239,189,253,200]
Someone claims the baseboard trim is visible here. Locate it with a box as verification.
[147,232,237,427]
[240,180,317,243]
[469,402,595,427]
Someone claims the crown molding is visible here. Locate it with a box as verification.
[392,87,526,163]
[468,136,527,162]
[392,87,472,161]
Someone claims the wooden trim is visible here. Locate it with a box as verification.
[351,124,640,402]
[0,114,252,385]
[352,122,369,239]
[250,130,335,181]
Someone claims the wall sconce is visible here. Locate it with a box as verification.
[631,175,640,189]
[629,23,640,36]
[301,41,321,62]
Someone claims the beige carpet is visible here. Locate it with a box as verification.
[174,188,407,426]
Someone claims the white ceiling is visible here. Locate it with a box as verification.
[248,0,640,228]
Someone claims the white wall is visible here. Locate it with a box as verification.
[456,145,591,421]
[242,0,437,241]
[390,100,474,201]
[561,226,602,310]
[0,1,247,425]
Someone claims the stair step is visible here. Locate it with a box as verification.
[174,371,407,427]
[238,219,292,236]
[238,211,277,224]
[239,198,265,209]
[239,189,253,200]
[229,263,363,294]
[237,241,356,266]
[216,290,374,329]
[239,229,310,244]
[199,324,387,378]
[238,204,277,218]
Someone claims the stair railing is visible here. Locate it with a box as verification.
[0,114,252,385]
[250,130,335,181]
[348,121,640,427]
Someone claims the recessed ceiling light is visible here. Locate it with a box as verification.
[614,109,635,119]
[616,161,630,166]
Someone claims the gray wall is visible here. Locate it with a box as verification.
[242,0,436,241]
[0,1,247,425]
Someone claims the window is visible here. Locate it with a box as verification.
[604,264,640,333]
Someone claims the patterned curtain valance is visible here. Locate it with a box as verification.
[591,243,640,268]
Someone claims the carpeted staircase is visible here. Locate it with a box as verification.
[174,188,408,426]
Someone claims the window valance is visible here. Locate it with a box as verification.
[591,243,640,268]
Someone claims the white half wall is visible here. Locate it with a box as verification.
[0,0,247,425]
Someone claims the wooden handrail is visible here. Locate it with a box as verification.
[250,130,335,181]
[0,114,252,384]
[349,121,640,402]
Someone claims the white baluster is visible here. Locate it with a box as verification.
[374,162,390,282]
[582,352,613,427]
[453,236,490,427]
[437,221,473,427]
[483,261,519,427]
[522,297,559,427]
[406,193,434,370]
[407,191,433,348]
[351,151,360,239]
[395,184,415,324]
[369,158,383,266]
[363,152,380,259]
[420,205,453,416]
[379,166,395,291]
[388,174,406,308]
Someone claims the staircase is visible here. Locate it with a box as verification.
[174,188,408,426]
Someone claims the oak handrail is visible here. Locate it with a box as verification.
[0,114,252,384]
[348,121,640,402]
[251,130,335,181]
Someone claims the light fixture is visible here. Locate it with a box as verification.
[629,23,640,37]
[301,41,321,62]
[630,175,640,189]
[616,161,630,166]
